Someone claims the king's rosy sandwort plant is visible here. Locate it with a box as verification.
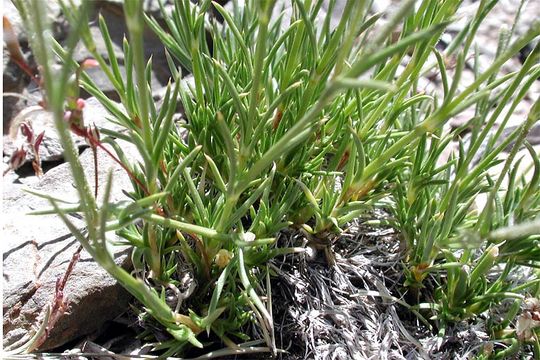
[7,0,540,357]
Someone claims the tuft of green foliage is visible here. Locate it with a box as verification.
[11,0,540,357]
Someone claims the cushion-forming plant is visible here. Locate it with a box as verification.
[8,0,540,357]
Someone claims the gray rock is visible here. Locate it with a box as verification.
[81,66,125,102]
[81,65,165,103]
[224,0,346,33]
[70,3,171,95]
[2,144,136,350]
[152,74,196,117]
[3,107,82,166]
[72,25,125,65]
[99,0,173,18]
[3,0,63,43]
[464,123,540,167]
[2,46,26,94]
[2,93,27,136]
[2,20,32,134]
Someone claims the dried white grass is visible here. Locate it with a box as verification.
[267,219,535,360]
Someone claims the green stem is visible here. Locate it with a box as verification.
[30,0,99,239]
[476,96,540,233]
[144,213,232,242]
[244,1,273,154]
[124,0,156,188]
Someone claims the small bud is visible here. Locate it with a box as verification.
[76,98,85,111]
[20,122,34,144]
[87,124,100,147]
[34,131,45,151]
[80,58,99,70]
[243,232,256,242]
[9,147,27,170]
[488,245,499,258]
[272,108,283,130]
[214,249,233,269]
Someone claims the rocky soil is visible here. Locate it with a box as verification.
[2,0,539,359]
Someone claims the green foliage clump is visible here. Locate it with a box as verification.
[11,0,540,357]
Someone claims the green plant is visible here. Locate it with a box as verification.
[11,0,540,357]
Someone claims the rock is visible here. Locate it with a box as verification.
[3,106,85,165]
[3,0,64,44]
[99,0,173,18]
[80,64,166,102]
[2,144,137,351]
[83,96,124,131]
[69,2,171,99]
[449,107,477,131]
[72,25,125,65]
[152,74,196,117]
[2,92,27,136]
[224,0,346,33]
[81,66,125,102]
[3,0,27,43]
[3,97,125,172]
[474,143,540,212]
[2,46,26,94]
[462,122,540,167]
[3,24,33,134]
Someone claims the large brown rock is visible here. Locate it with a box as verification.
[2,144,136,351]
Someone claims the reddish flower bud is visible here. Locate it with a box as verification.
[87,124,100,147]
[35,131,45,151]
[9,147,27,170]
[20,122,34,144]
[76,98,85,111]
[80,58,99,70]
